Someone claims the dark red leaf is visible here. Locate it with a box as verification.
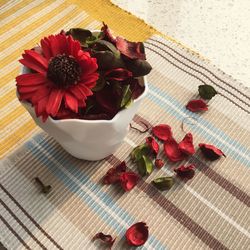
[199,143,226,161]
[164,138,186,162]
[178,133,195,155]
[101,22,117,44]
[186,99,208,112]
[116,36,146,60]
[155,159,164,169]
[104,68,132,81]
[129,78,145,99]
[145,136,159,156]
[93,232,115,248]
[152,124,172,141]
[119,172,139,191]
[174,164,195,179]
[125,222,149,246]
[103,161,127,184]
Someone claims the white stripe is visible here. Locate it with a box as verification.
[124,137,250,238]
[0,0,65,42]
[0,80,14,98]
[0,4,76,62]
[0,0,21,15]
[84,20,101,30]
[0,0,45,27]
[149,89,250,160]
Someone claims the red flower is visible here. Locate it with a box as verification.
[178,133,195,155]
[155,159,164,169]
[174,164,195,179]
[93,232,115,248]
[103,161,127,184]
[116,36,146,60]
[16,33,99,121]
[152,124,172,141]
[119,172,139,191]
[125,222,149,246]
[164,138,186,162]
[186,99,208,112]
[199,143,226,160]
[146,136,159,156]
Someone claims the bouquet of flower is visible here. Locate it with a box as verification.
[16,23,152,122]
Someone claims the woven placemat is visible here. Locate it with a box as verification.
[1,0,250,249]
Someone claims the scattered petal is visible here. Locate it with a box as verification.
[178,133,195,155]
[93,232,115,248]
[155,159,164,169]
[119,172,139,191]
[146,136,159,156]
[186,99,208,112]
[152,176,174,190]
[101,22,117,44]
[199,143,226,161]
[164,138,186,162]
[103,161,127,184]
[152,124,172,141]
[130,144,150,162]
[137,155,154,176]
[174,165,195,179]
[125,222,149,246]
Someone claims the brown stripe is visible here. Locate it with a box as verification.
[0,214,31,250]
[145,41,250,108]
[149,38,250,101]
[134,114,250,206]
[106,155,228,250]
[145,45,250,114]
[0,199,47,250]
[0,184,63,250]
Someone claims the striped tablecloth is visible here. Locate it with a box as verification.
[1,0,250,249]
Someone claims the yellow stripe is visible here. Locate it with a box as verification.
[0,89,16,110]
[0,120,37,158]
[0,0,31,20]
[0,0,64,43]
[0,5,77,74]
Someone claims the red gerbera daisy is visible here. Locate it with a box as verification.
[16,33,99,121]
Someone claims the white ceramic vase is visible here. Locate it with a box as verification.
[19,66,148,161]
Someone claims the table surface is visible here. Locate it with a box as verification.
[113,0,250,88]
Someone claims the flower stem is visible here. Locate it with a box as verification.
[35,177,52,194]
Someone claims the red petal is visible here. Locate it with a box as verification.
[46,89,64,116]
[103,161,127,185]
[116,36,146,60]
[16,73,47,86]
[145,136,159,156]
[93,232,115,247]
[77,84,93,97]
[105,68,132,81]
[67,35,81,58]
[35,95,49,117]
[31,86,51,104]
[155,159,164,169]
[199,143,225,160]
[101,22,117,44]
[119,172,139,191]
[64,92,79,113]
[79,56,98,75]
[125,222,148,246]
[80,72,99,88]
[186,99,208,112]
[69,85,86,100]
[19,58,46,75]
[164,138,186,162]
[24,50,48,69]
[40,37,52,59]
[178,133,195,155]
[152,124,172,141]
[174,164,195,179]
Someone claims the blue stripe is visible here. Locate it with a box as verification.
[25,134,166,250]
[147,84,250,167]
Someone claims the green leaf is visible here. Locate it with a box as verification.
[124,59,152,77]
[198,85,217,100]
[120,85,132,108]
[137,155,154,177]
[93,40,120,58]
[86,32,103,45]
[130,144,150,162]
[66,28,92,45]
[152,176,174,190]
[92,75,106,92]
